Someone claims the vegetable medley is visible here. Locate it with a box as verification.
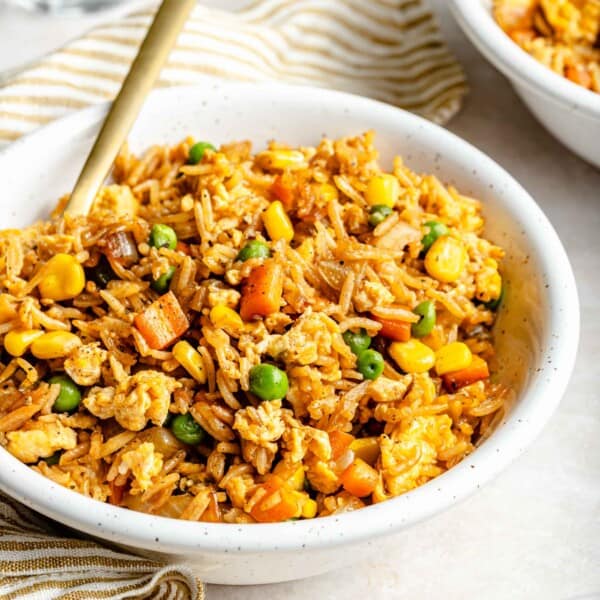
[0,132,510,523]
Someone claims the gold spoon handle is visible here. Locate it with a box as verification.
[65,0,196,216]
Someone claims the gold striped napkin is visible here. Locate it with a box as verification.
[0,0,467,145]
[0,492,203,599]
[0,1,466,597]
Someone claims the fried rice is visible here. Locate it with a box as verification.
[494,0,600,92]
[0,132,511,523]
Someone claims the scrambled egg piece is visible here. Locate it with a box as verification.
[233,400,285,447]
[84,370,179,432]
[267,312,349,420]
[304,454,340,494]
[378,415,457,497]
[118,442,163,492]
[64,343,108,386]
[206,286,241,309]
[91,184,138,217]
[221,468,256,509]
[276,311,340,366]
[280,414,337,494]
[82,386,115,420]
[367,375,412,404]
[353,280,395,313]
[281,413,332,463]
[7,419,77,463]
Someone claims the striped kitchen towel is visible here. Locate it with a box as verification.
[0,491,202,599]
[0,0,467,145]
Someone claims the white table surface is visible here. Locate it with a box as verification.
[0,2,598,599]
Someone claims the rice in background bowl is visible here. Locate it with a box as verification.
[0,84,579,584]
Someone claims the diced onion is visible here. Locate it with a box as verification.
[106,231,139,266]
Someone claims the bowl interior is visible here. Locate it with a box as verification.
[0,83,578,553]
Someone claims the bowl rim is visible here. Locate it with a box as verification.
[448,0,600,118]
[0,82,580,555]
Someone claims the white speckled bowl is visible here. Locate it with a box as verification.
[0,83,579,585]
[449,0,600,168]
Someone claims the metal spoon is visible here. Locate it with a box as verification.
[65,0,196,216]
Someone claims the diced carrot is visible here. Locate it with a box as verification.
[328,430,355,460]
[442,355,490,392]
[176,241,191,255]
[270,175,295,210]
[250,475,301,523]
[134,290,189,350]
[200,492,223,523]
[340,458,379,498]
[372,315,411,341]
[565,65,592,89]
[509,28,535,44]
[109,480,127,506]
[240,259,283,322]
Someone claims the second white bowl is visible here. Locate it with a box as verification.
[449,0,600,168]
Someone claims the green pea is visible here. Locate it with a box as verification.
[237,240,271,262]
[170,413,206,445]
[87,255,115,288]
[421,221,449,254]
[188,141,216,165]
[43,451,61,466]
[49,374,81,413]
[343,329,371,356]
[411,300,436,337]
[484,283,505,311]
[151,265,176,293]
[149,224,177,250]
[356,349,384,381]
[368,205,393,227]
[249,364,289,401]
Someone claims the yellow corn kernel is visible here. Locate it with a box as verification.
[389,339,436,374]
[4,329,44,357]
[435,341,472,375]
[172,340,206,384]
[301,498,318,519]
[0,294,17,324]
[38,254,86,301]
[209,305,244,331]
[350,437,380,465]
[287,490,315,518]
[319,183,338,202]
[263,201,295,242]
[424,236,468,283]
[30,331,82,360]
[258,150,307,171]
[273,461,305,491]
[365,174,400,208]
